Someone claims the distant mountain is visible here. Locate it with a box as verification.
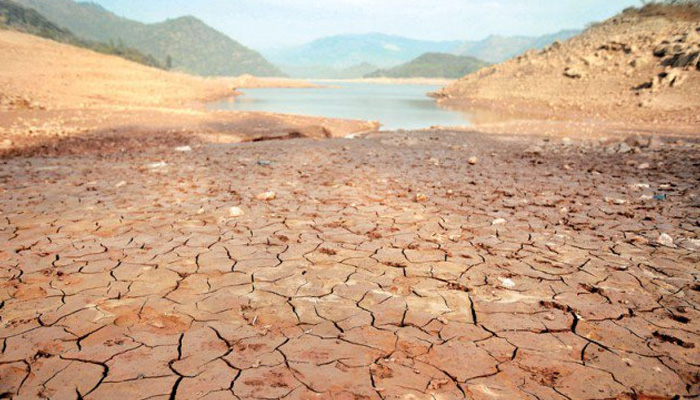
[280,63,380,79]
[13,0,283,77]
[366,53,490,79]
[453,30,581,63]
[266,33,462,77]
[0,0,162,68]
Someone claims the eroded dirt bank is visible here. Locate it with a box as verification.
[1,130,698,399]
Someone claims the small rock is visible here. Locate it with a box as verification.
[468,157,478,165]
[175,146,192,152]
[638,163,650,170]
[605,197,627,205]
[630,235,649,245]
[681,238,700,251]
[415,193,428,203]
[624,135,648,148]
[563,66,585,79]
[492,218,507,226]
[257,191,276,201]
[499,278,516,289]
[524,145,543,155]
[148,161,168,169]
[617,142,632,154]
[115,181,127,188]
[656,233,676,248]
[229,207,245,217]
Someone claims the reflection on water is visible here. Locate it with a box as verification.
[207,82,473,130]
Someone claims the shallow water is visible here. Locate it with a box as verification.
[207,82,472,130]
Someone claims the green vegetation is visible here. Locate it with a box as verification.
[365,53,490,79]
[13,0,283,76]
[0,0,162,68]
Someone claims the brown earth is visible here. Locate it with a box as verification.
[1,11,700,400]
[1,130,699,399]
[434,8,700,136]
[0,30,377,155]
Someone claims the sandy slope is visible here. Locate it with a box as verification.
[0,30,375,154]
[434,10,700,132]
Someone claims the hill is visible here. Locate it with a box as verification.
[0,0,161,68]
[366,52,489,79]
[12,0,283,77]
[0,29,234,110]
[267,33,462,78]
[452,30,581,63]
[434,4,700,126]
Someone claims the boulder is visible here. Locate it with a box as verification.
[665,51,700,68]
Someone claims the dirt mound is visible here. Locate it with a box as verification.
[434,7,700,127]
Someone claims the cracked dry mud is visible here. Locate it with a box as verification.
[1,131,699,400]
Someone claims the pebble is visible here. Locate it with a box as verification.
[468,157,478,165]
[638,163,650,170]
[500,278,516,289]
[175,146,192,152]
[257,191,276,201]
[524,145,543,155]
[656,233,676,248]
[148,161,168,169]
[229,207,245,217]
[115,181,127,188]
[415,193,428,203]
[605,197,627,205]
[618,143,632,154]
[492,218,507,226]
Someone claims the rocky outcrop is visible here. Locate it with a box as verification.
[435,8,700,126]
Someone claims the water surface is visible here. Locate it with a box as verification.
[208,82,472,130]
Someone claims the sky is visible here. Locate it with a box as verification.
[88,0,641,49]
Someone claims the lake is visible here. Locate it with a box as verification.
[207,82,472,131]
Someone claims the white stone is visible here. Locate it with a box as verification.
[229,207,245,217]
[656,233,675,248]
[500,278,516,289]
[148,161,168,169]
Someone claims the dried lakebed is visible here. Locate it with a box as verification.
[1,131,699,399]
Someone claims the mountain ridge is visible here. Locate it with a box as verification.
[267,30,581,78]
[452,29,581,63]
[12,0,283,77]
[366,52,490,79]
[0,0,162,68]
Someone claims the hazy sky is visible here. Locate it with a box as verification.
[89,0,640,49]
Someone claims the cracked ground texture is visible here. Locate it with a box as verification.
[0,130,699,400]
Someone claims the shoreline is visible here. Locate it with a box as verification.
[314,77,456,86]
[0,30,379,156]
